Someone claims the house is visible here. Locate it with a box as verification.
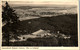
[32,29,51,37]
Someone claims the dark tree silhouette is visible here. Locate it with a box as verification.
[2,1,19,46]
[2,2,19,23]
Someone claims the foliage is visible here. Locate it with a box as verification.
[2,2,19,23]
[2,2,19,45]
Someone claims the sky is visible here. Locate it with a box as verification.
[2,0,78,6]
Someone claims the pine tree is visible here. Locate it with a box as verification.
[2,2,19,23]
[2,1,19,46]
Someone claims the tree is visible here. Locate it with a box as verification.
[2,2,19,23]
[2,1,19,46]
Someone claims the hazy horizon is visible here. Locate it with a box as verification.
[2,0,78,7]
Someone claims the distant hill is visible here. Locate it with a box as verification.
[13,6,77,20]
[12,5,77,9]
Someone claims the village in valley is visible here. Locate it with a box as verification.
[9,29,71,42]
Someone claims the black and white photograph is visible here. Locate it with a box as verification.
[2,0,78,46]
